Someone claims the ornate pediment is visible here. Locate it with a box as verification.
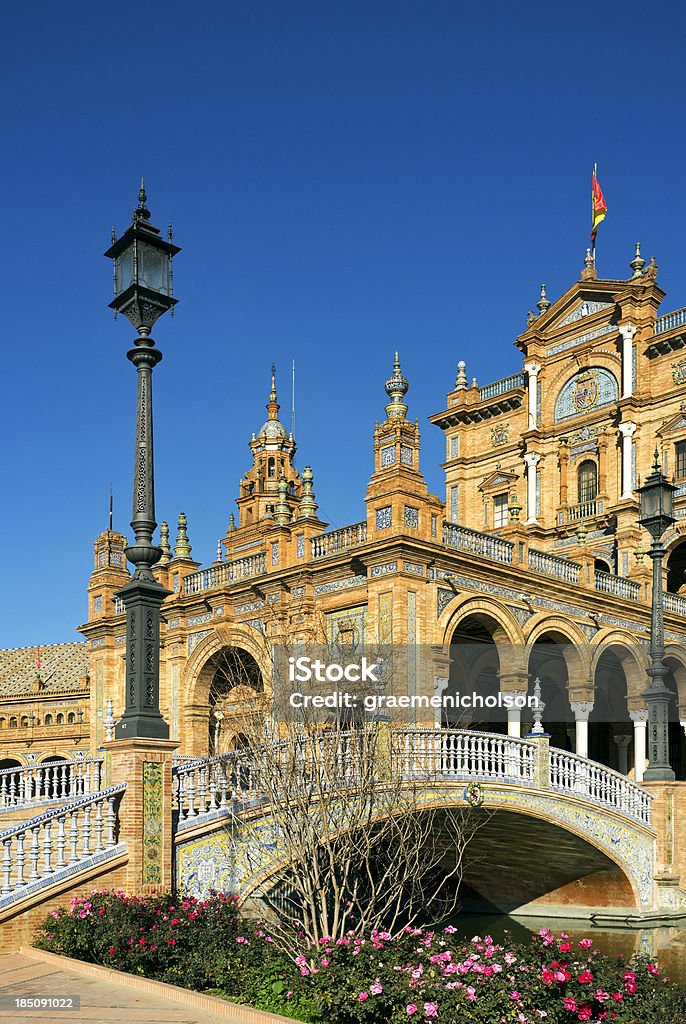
[557,300,614,328]
[479,469,518,492]
[658,409,686,436]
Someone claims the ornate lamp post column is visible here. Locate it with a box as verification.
[105,183,180,740]
[638,449,676,781]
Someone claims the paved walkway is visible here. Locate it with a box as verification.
[0,952,282,1024]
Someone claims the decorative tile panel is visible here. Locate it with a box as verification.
[379,592,393,644]
[168,618,181,629]
[558,299,614,326]
[234,599,264,615]
[546,323,614,356]
[437,588,455,617]
[93,596,102,614]
[142,762,163,885]
[450,436,460,459]
[371,562,397,577]
[115,635,126,646]
[403,561,423,576]
[450,485,459,523]
[314,575,366,596]
[296,534,305,558]
[400,445,414,466]
[554,367,619,422]
[381,445,396,466]
[271,541,280,566]
[326,606,367,646]
[404,505,419,528]
[490,423,509,446]
[188,629,213,654]
[91,638,105,649]
[375,505,392,529]
[292,586,305,597]
[431,514,437,538]
[187,612,212,627]
[110,552,123,566]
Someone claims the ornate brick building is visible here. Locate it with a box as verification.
[3,247,686,781]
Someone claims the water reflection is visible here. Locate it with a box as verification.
[446,914,686,987]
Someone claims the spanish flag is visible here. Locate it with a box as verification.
[591,165,607,244]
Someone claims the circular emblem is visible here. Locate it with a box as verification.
[463,781,484,808]
[572,372,599,413]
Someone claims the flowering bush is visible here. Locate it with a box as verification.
[35,899,686,1023]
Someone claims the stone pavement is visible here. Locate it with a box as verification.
[0,951,289,1024]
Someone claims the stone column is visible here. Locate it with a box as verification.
[619,422,637,499]
[524,452,541,525]
[630,710,648,782]
[558,441,569,508]
[524,361,541,430]
[570,701,593,758]
[619,324,637,399]
[503,692,527,737]
[614,732,632,775]
[433,676,449,729]
[598,432,608,495]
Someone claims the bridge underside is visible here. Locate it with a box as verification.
[445,809,636,915]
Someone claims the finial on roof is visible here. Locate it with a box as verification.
[174,512,192,558]
[384,352,409,419]
[274,475,291,525]
[159,521,172,564]
[455,360,468,389]
[537,283,551,314]
[298,466,318,518]
[584,247,594,269]
[630,242,646,279]
[228,513,236,531]
[134,177,151,222]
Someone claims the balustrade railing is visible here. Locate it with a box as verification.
[443,522,514,564]
[664,592,686,618]
[549,750,651,826]
[564,499,601,522]
[311,522,367,559]
[594,571,640,602]
[478,373,526,402]
[183,552,266,595]
[175,752,259,824]
[0,785,125,903]
[528,548,581,584]
[653,307,686,336]
[391,729,537,783]
[0,759,104,810]
[113,596,125,614]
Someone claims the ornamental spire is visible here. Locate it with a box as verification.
[630,242,646,279]
[298,466,319,518]
[267,363,280,421]
[158,521,172,564]
[385,352,409,419]
[173,512,192,559]
[537,283,551,314]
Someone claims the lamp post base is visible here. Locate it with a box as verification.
[643,765,676,782]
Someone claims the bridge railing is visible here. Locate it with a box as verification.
[549,749,651,826]
[0,784,125,903]
[175,751,260,824]
[391,729,538,783]
[0,759,104,811]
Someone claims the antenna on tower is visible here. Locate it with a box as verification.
[109,485,113,531]
[291,359,296,438]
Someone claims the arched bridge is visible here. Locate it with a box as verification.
[172,729,675,919]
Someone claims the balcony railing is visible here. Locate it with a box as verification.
[562,499,603,523]
[594,570,640,602]
[311,522,367,559]
[443,522,513,564]
[183,552,266,595]
[478,372,526,402]
[528,548,581,584]
[665,592,686,618]
[653,307,686,336]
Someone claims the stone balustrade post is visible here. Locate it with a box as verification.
[531,734,550,789]
[103,736,179,894]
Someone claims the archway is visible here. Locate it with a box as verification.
[447,613,504,733]
[526,629,583,752]
[667,540,686,594]
[590,649,631,770]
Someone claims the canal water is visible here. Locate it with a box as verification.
[447,914,686,987]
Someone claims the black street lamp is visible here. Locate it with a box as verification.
[105,182,180,740]
[638,448,676,781]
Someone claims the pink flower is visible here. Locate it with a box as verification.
[466,987,476,1001]
[563,997,577,1011]
[577,1006,592,1022]
[407,1006,417,1016]
[647,963,659,975]
[424,1003,439,1017]
[370,981,383,995]
[578,938,593,950]
[358,992,368,1002]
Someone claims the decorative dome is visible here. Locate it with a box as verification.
[385,351,409,400]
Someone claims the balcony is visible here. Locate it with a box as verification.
[478,372,526,402]
[443,522,514,564]
[183,552,266,595]
[528,548,581,584]
[558,499,603,524]
[311,522,367,559]
[594,570,640,602]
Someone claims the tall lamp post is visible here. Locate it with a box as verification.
[105,183,180,740]
[638,448,676,781]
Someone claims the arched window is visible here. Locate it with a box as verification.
[20,716,29,728]
[56,713,64,725]
[0,718,5,729]
[67,712,76,725]
[267,457,276,479]
[578,460,598,504]
[9,718,17,728]
[44,714,53,726]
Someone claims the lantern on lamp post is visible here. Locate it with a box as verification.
[104,182,180,740]
[638,448,676,781]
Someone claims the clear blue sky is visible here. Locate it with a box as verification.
[1,0,685,647]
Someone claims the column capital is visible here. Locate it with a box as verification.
[570,701,594,720]
[629,709,648,724]
[619,323,637,343]
[524,451,541,469]
[524,361,542,377]
[619,420,638,438]
[613,734,633,749]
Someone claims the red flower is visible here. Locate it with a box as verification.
[577,970,593,984]
[108,947,115,954]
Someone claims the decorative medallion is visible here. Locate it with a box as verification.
[672,359,686,385]
[490,423,509,447]
[572,371,599,413]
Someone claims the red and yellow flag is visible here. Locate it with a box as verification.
[591,166,607,243]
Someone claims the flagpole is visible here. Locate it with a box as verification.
[592,162,597,265]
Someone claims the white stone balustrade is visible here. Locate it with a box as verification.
[443,522,514,564]
[664,592,686,617]
[594,570,640,602]
[175,729,653,830]
[311,522,367,559]
[183,553,266,594]
[528,548,581,584]
[0,759,104,811]
[549,749,651,826]
[0,785,125,903]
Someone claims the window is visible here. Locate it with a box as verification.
[44,714,53,726]
[9,718,17,728]
[493,493,509,528]
[578,460,598,504]
[20,717,29,727]
[67,712,76,725]
[56,713,64,725]
[676,442,686,480]
[268,457,276,478]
